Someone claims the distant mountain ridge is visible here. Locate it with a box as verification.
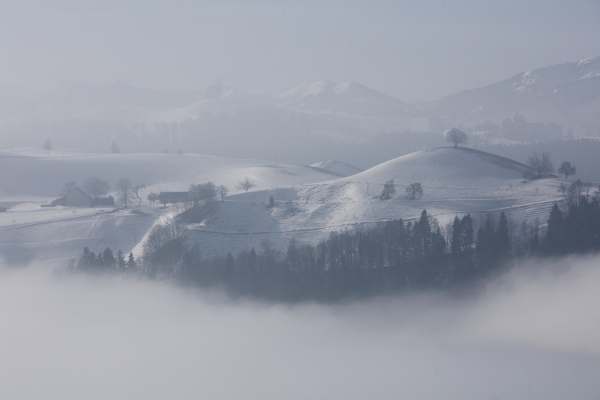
[2,56,600,158]
[429,56,600,132]
[279,80,414,117]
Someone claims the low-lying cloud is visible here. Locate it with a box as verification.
[0,256,599,400]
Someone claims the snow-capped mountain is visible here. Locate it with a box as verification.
[279,80,414,117]
[3,56,600,161]
[430,56,600,130]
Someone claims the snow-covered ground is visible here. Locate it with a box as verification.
[0,206,159,264]
[0,150,339,262]
[0,147,564,263]
[0,149,337,197]
[309,160,362,177]
[183,147,563,257]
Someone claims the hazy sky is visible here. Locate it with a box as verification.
[2,0,600,101]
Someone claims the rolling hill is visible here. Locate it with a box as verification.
[182,147,562,258]
[0,149,337,198]
[0,151,338,263]
[0,147,563,263]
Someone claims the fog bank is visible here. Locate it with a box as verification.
[0,256,599,399]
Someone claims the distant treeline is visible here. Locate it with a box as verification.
[76,194,600,302]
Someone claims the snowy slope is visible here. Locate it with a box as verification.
[0,150,337,197]
[0,206,159,264]
[0,150,338,262]
[0,147,564,263]
[184,147,562,257]
[309,160,362,177]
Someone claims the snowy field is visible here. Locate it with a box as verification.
[0,148,337,197]
[0,149,339,262]
[0,147,564,262]
[184,147,563,257]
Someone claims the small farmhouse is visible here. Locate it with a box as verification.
[51,186,115,208]
[158,192,190,205]
[51,186,93,207]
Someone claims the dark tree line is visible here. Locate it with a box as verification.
[76,247,137,272]
[542,197,600,255]
[168,210,511,301]
[75,193,600,302]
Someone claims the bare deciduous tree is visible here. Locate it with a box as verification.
[444,128,468,148]
[218,185,228,202]
[558,161,576,179]
[116,178,132,208]
[132,184,146,207]
[147,192,159,207]
[237,177,256,192]
[406,182,424,200]
[379,179,396,200]
[527,152,554,178]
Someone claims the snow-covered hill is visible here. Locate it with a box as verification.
[0,151,338,263]
[0,207,158,264]
[0,147,564,263]
[309,160,362,177]
[0,150,337,197]
[182,147,562,258]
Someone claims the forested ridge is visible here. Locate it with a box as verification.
[76,194,600,302]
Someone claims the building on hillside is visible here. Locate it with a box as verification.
[51,186,93,207]
[50,186,115,208]
[158,191,191,206]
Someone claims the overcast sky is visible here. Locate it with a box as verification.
[2,0,600,101]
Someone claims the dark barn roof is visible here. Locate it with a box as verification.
[158,192,191,204]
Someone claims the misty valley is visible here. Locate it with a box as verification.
[2,137,600,399]
[2,2,600,399]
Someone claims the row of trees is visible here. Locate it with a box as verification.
[62,177,143,208]
[76,191,600,301]
[526,153,578,180]
[442,128,577,182]
[379,180,423,201]
[76,247,137,271]
[544,197,600,255]
[148,210,513,300]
